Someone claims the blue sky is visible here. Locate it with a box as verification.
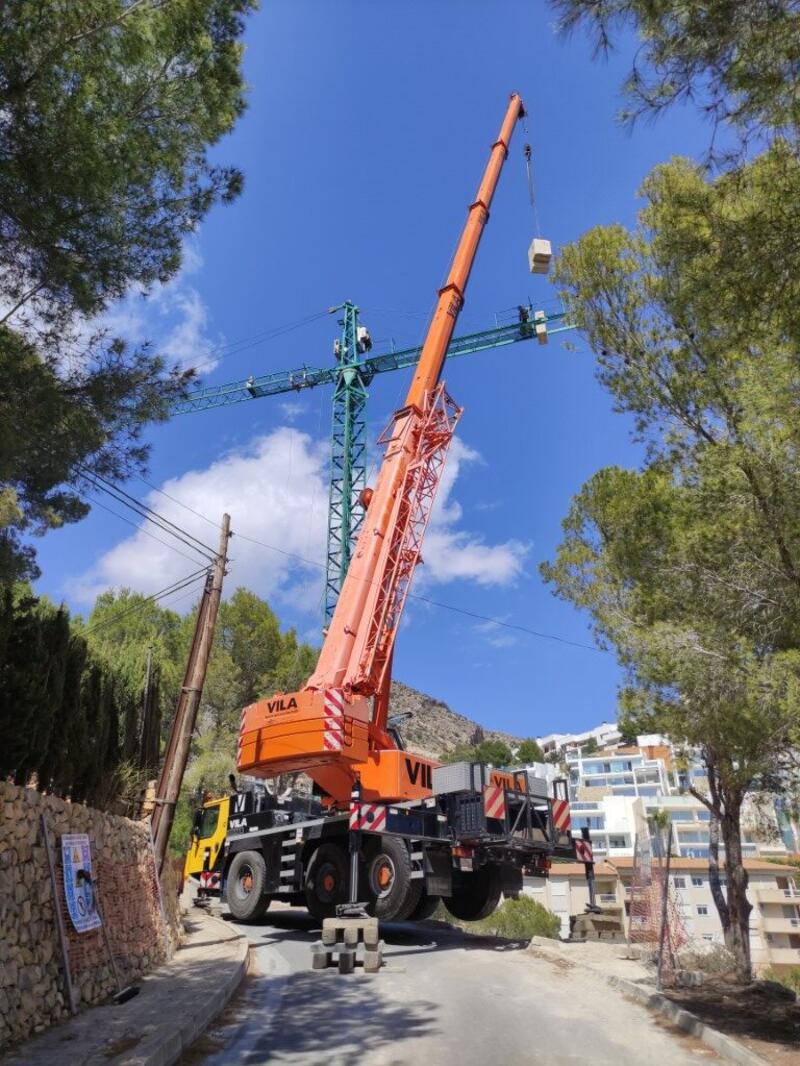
[34,0,713,738]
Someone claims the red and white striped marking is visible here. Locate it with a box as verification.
[236,706,247,765]
[199,871,221,890]
[552,798,572,834]
[349,802,387,833]
[483,784,506,820]
[323,688,345,751]
[574,838,593,864]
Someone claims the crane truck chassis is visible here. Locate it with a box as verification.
[185,765,582,923]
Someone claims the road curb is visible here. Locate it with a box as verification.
[606,975,768,1066]
[125,911,251,1066]
[527,939,768,1066]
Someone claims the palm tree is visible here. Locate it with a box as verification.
[648,808,672,858]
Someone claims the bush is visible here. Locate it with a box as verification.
[438,893,561,941]
[763,966,800,997]
[677,943,737,976]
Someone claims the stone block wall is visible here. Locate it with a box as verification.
[0,782,180,1049]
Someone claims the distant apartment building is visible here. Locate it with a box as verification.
[525,857,800,974]
[538,721,621,758]
[533,723,788,863]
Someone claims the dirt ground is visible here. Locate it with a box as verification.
[665,978,800,1064]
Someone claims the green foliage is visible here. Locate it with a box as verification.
[0,585,135,807]
[763,966,800,996]
[0,0,254,584]
[0,326,194,586]
[0,0,255,322]
[440,738,513,767]
[218,589,283,705]
[1,581,319,818]
[582,736,598,754]
[442,894,562,941]
[516,738,544,763]
[549,0,800,150]
[544,147,800,982]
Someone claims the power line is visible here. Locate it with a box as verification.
[132,473,222,531]
[132,479,601,655]
[84,494,212,568]
[231,530,603,655]
[188,308,332,375]
[80,466,218,562]
[408,594,602,653]
[85,567,209,635]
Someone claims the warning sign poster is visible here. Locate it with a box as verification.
[61,833,102,933]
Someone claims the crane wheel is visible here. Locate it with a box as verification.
[443,867,501,922]
[227,850,271,922]
[408,892,441,922]
[366,837,422,921]
[304,843,348,921]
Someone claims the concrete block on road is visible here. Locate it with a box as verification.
[363,945,383,973]
[338,949,356,975]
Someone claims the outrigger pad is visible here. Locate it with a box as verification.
[312,916,383,973]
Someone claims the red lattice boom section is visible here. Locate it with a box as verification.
[357,384,461,693]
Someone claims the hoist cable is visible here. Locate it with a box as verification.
[521,114,542,238]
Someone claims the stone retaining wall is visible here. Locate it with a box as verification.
[0,782,181,1049]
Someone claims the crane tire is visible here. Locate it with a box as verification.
[408,892,441,922]
[367,837,423,921]
[443,867,502,922]
[304,843,348,921]
[227,850,271,922]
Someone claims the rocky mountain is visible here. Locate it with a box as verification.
[390,681,523,760]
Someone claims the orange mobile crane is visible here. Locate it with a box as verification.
[205,95,584,927]
[239,93,529,805]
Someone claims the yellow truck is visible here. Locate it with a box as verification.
[183,793,230,895]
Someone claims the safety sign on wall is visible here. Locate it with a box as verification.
[61,833,102,933]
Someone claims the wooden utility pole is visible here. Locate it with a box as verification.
[152,513,231,872]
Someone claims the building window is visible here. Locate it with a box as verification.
[673,877,687,889]
[691,877,703,887]
[697,905,709,916]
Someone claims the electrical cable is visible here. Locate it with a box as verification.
[408,594,601,653]
[79,466,218,561]
[126,472,603,655]
[188,308,331,375]
[85,567,210,635]
[231,529,603,655]
[84,493,213,567]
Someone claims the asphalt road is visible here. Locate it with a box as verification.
[181,907,715,1066]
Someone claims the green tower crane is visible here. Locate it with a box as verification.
[174,303,573,620]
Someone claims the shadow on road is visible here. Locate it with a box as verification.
[238,907,529,956]
[240,971,437,1063]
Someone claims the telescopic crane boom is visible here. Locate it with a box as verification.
[238,95,530,806]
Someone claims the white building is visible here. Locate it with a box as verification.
[534,724,789,863]
[525,857,800,974]
[538,721,621,757]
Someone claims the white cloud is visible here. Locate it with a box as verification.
[68,428,329,607]
[106,241,223,373]
[472,616,518,649]
[279,400,307,422]
[421,438,529,588]
[1,239,222,375]
[67,430,527,613]
[159,287,214,370]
